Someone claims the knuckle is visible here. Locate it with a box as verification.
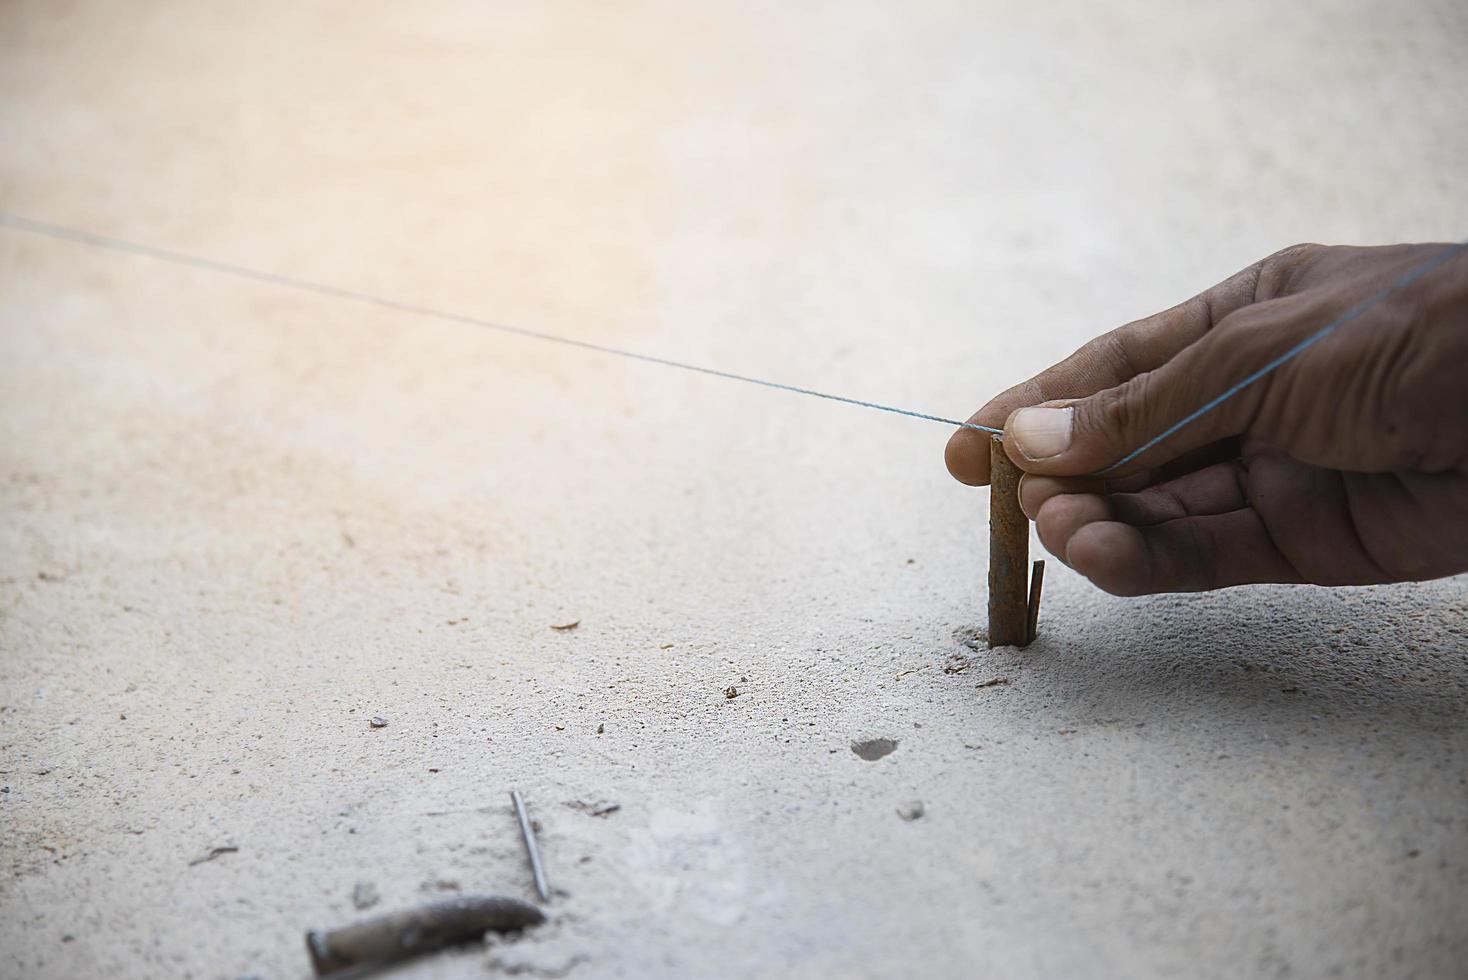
[1082,373,1152,442]
[1255,243,1323,300]
[1272,242,1322,262]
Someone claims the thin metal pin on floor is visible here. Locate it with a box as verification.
[510,789,551,903]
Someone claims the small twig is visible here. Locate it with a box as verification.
[187,844,238,866]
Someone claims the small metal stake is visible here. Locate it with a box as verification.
[510,790,551,903]
[1025,558,1045,645]
[989,437,1042,648]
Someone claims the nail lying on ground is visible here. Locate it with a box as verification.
[305,895,545,977]
[511,790,552,903]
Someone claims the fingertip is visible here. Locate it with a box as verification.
[1019,475,1099,521]
[1066,522,1150,597]
[1017,474,1043,519]
[1034,492,1110,565]
[944,427,991,486]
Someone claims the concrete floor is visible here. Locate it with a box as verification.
[2,2,1467,977]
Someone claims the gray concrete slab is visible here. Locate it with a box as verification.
[2,2,1465,977]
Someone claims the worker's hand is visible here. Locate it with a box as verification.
[945,242,1468,595]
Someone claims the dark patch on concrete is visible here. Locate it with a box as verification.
[851,737,898,761]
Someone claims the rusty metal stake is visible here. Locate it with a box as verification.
[305,896,545,977]
[989,436,1043,648]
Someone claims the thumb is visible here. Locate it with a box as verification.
[1002,329,1262,477]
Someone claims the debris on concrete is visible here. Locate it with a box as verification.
[595,723,604,735]
[485,915,588,978]
[305,895,545,977]
[550,621,580,632]
[896,800,925,821]
[723,686,739,700]
[368,716,388,729]
[188,843,239,866]
[424,804,496,817]
[975,677,1009,688]
[952,626,985,652]
[566,800,620,818]
[351,881,380,910]
[851,738,898,761]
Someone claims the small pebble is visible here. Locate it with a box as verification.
[351,881,380,910]
[369,717,388,729]
[896,800,925,822]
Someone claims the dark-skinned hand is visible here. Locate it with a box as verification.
[945,242,1468,596]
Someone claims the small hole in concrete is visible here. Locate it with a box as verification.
[851,737,898,761]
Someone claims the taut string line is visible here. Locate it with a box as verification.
[4,212,1464,464]
[0,212,1002,435]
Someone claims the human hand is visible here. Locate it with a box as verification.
[945,242,1468,595]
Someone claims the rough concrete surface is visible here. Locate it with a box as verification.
[2,2,1467,978]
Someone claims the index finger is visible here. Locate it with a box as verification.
[944,259,1267,486]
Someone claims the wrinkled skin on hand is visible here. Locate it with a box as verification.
[945,243,1468,596]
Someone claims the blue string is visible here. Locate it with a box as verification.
[0,212,1003,436]
[1096,239,1468,474]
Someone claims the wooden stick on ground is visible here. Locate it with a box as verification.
[989,437,1043,648]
